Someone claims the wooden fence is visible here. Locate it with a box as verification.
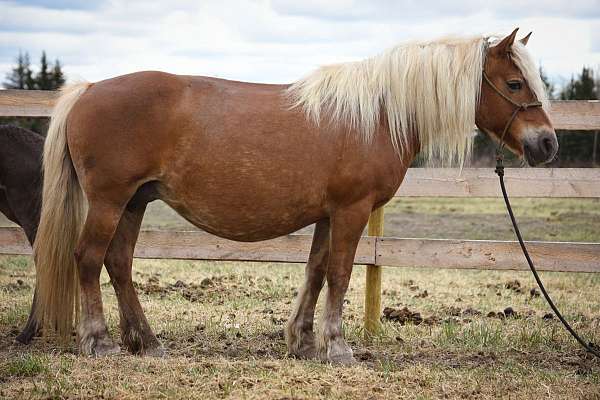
[1,90,600,335]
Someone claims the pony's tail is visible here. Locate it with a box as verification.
[34,82,91,340]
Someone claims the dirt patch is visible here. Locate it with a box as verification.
[382,309,461,326]
[486,307,521,319]
[444,306,463,316]
[503,307,517,318]
[2,279,30,292]
[505,280,522,293]
[400,279,421,292]
[383,306,492,326]
[381,306,554,325]
[133,274,281,303]
[486,280,541,298]
[382,307,423,325]
[383,304,554,326]
[462,307,482,317]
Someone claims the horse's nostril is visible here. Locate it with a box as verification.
[539,135,556,156]
[542,137,553,154]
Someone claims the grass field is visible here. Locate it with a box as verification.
[1,198,599,399]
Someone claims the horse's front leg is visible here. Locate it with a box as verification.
[2,189,41,344]
[318,200,372,364]
[286,219,330,359]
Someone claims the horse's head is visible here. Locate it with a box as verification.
[476,28,558,166]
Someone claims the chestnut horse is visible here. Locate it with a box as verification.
[0,124,43,344]
[34,29,557,363]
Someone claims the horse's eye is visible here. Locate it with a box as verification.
[507,80,523,91]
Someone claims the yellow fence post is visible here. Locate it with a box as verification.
[364,206,384,338]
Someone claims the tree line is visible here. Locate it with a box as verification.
[1,51,66,132]
[2,51,599,166]
[5,51,65,90]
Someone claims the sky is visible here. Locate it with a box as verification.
[1,0,600,89]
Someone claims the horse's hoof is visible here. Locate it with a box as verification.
[15,321,39,345]
[94,343,121,357]
[287,330,318,360]
[15,330,35,345]
[91,337,121,357]
[324,337,356,365]
[143,344,166,358]
[289,344,318,360]
[327,351,356,365]
[123,330,165,357]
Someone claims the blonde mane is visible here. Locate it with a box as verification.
[288,35,547,166]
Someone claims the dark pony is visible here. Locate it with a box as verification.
[0,124,43,344]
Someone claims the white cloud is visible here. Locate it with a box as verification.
[0,0,599,86]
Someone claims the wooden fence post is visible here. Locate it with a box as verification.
[364,206,384,337]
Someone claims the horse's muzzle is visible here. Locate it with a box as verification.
[523,130,558,166]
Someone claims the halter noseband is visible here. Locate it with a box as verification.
[482,48,543,155]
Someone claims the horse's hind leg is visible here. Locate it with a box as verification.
[15,290,39,344]
[104,202,164,356]
[286,219,329,359]
[76,200,127,356]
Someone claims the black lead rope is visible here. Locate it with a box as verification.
[495,154,600,359]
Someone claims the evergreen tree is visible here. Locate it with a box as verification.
[555,66,599,167]
[560,76,576,100]
[560,67,598,100]
[51,59,65,88]
[36,51,52,90]
[539,65,554,99]
[4,51,35,89]
[3,50,66,91]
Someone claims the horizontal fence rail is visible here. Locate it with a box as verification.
[1,227,599,273]
[0,89,60,117]
[398,168,600,197]
[1,89,600,131]
[547,100,600,131]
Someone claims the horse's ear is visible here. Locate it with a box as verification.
[492,28,519,54]
[520,32,532,46]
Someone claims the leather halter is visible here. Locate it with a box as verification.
[482,52,543,153]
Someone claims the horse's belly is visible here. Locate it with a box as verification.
[163,198,326,242]
[159,180,327,242]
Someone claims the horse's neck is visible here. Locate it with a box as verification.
[378,109,421,162]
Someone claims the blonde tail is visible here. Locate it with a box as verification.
[34,82,91,340]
